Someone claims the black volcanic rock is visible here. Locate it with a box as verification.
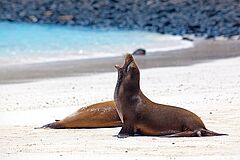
[132,48,146,56]
[0,0,239,38]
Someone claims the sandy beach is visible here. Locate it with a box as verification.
[0,40,240,160]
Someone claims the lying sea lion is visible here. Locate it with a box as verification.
[114,54,227,138]
[41,101,122,129]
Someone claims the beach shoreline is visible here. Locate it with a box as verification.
[0,39,240,84]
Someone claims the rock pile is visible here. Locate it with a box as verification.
[0,0,239,38]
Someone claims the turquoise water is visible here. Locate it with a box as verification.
[0,22,193,64]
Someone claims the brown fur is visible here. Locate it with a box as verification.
[40,101,122,129]
[114,54,227,138]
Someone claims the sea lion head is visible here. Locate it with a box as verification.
[114,54,140,92]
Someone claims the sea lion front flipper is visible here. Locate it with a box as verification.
[117,122,134,138]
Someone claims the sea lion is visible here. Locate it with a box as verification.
[41,101,122,129]
[114,54,227,138]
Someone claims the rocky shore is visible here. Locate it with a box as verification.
[0,0,239,38]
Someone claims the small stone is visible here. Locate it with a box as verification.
[58,15,74,21]
[29,16,38,22]
[132,48,146,56]
[182,37,194,41]
[44,11,53,17]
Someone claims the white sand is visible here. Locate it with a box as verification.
[0,57,240,160]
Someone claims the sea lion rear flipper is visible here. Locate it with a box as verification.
[166,130,201,137]
[117,122,134,138]
[200,129,228,136]
[166,129,228,137]
[37,122,64,129]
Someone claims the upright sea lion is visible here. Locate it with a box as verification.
[41,101,122,129]
[114,54,227,138]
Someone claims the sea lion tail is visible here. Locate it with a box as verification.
[35,122,64,129]
[201,129,228,136]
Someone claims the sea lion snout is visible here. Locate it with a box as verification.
[115,54,134,70]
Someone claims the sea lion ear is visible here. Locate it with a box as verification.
[115,65,121,70]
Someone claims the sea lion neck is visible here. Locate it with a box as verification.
[114,68,124,100]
